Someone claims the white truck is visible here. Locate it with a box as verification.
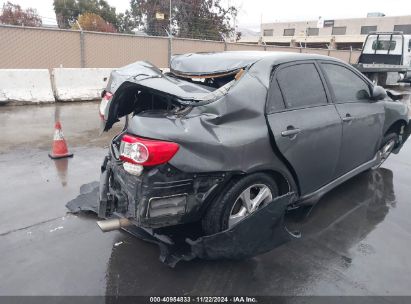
[354,32,411,86]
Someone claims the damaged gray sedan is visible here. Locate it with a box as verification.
[98,51,410,236]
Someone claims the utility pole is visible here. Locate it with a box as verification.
[168,0,172,67]
[259,13,263,45]
[169,0,172,33]
[76,20,85,68]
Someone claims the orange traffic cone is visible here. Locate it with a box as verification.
[48,121,73,159]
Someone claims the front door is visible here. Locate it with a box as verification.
[266,62,343,196]
[319,62,385,177]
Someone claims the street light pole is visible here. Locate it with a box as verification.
[169,0,172,67]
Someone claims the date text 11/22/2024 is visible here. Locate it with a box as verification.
[149,297,258,303]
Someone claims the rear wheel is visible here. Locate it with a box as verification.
[372,133,399,169]
[202,173,279,235]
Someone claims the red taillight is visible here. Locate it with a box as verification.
[120,134,179,166]
[99,91,113,120]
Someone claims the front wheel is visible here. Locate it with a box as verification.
[372,133,399,169]
[202,173,279,235]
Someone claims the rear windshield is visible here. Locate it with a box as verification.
[170,69,243,90]
[372,40,396,51]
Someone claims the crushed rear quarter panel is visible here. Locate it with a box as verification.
[127,72,293,184]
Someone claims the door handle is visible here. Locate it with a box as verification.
[281,127,301,138]
[342,114,354,122]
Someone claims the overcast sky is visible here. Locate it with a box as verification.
[1,0,410,31]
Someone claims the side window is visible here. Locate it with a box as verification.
[266,77,285,113]
[276,63,328,109]
[321,63,371,102]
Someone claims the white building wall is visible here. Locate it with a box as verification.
[261,15,411,37]
[253,15,411,49]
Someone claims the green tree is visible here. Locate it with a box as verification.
[128,0,238,40]
[53,0,77,29]
[175,0,238,40]
[53,0,134,32]
[129,0,169,36]
[0,1,42,27]
[117,10,137,34]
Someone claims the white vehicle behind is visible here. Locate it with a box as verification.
[354,32,411,86]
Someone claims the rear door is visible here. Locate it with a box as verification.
[266,61,342,196]
[319,62,385,177]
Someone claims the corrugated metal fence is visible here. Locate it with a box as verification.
[0,24,361,69]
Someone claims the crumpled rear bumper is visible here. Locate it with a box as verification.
[67,181,299,267]
[98,153,231,229]
[121,192,299,267]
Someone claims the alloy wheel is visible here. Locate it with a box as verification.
[374,139,396,169]
[228,184,273,228]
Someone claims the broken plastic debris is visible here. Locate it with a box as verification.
[66,181,99,214]
[67,183,299,267]
[49,226,64,233]
[121,193,299,267]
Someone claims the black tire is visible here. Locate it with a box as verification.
[202,173,279,235]
[372,133,399,169]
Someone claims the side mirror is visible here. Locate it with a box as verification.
[372,86,387,101]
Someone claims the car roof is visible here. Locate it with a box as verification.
[170,51,340,76]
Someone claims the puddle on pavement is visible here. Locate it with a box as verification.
[53,158,70,187]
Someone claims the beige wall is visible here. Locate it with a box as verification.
[173,38,225,54]
[0,26,81,69]
[226,42,265,51]
[266,46,300,53]
[0,24,361,70]
[84,32,169,68]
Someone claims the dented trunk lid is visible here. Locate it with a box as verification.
[101,61,237,131]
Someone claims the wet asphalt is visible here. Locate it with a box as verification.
[1,99,411,298]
